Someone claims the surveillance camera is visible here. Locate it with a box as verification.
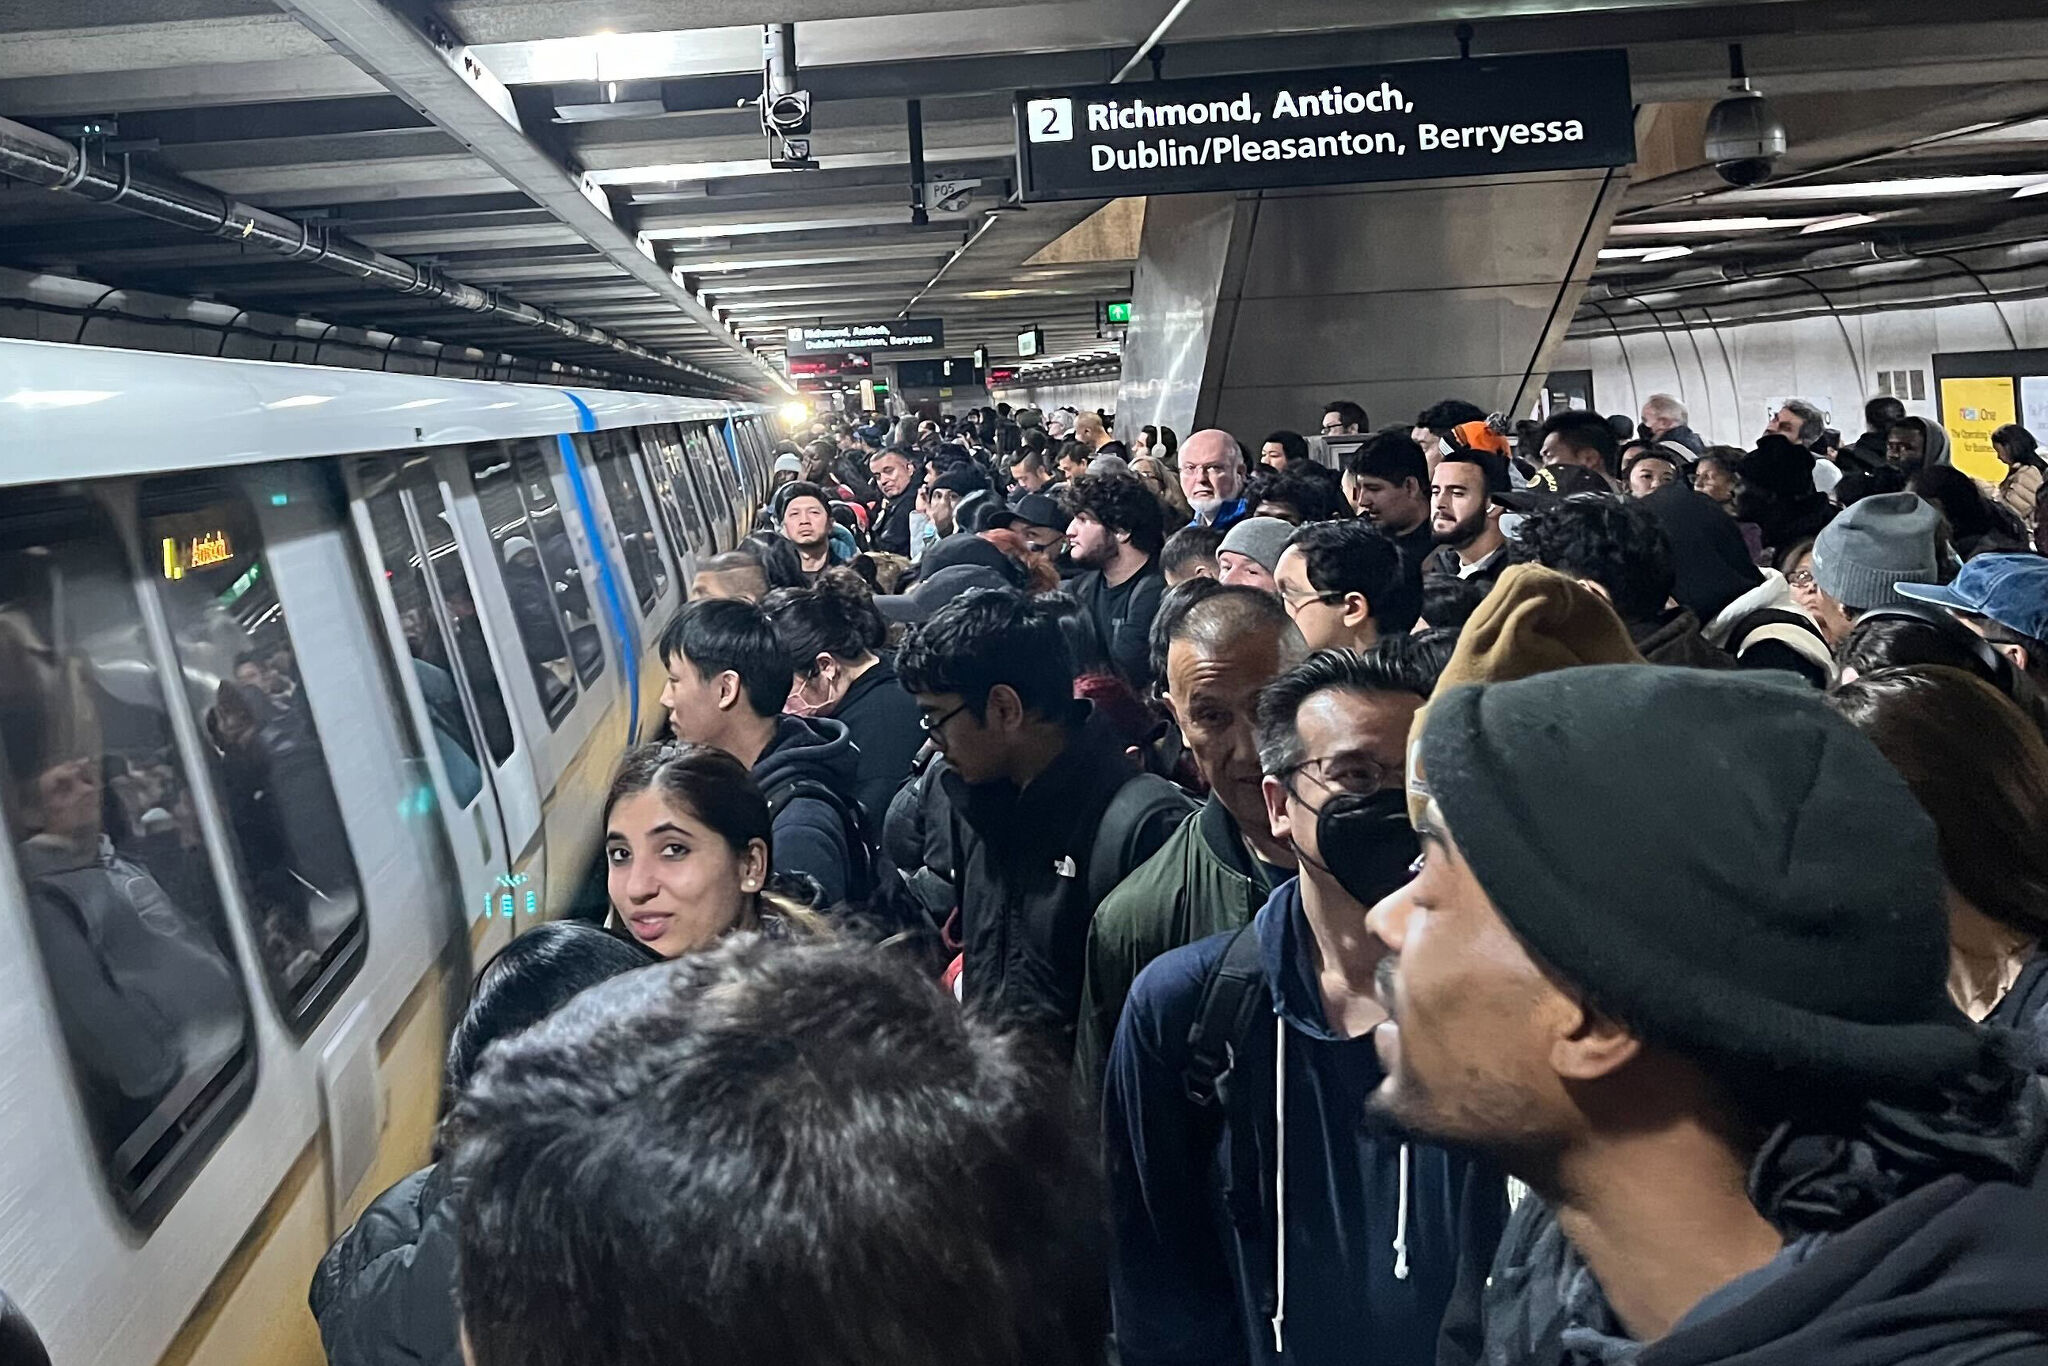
[1704,87,1786,187]
[762,88,811,137]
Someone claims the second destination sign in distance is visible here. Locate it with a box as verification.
[1014,50,1636,202]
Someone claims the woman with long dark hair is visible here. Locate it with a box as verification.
[603,742,825,958]
[1828,665,2048,1041]
[1991,423,2045,538]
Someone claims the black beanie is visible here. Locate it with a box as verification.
[1419,665,1982,1095]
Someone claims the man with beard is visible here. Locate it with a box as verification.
[869,446,923,557]
[1104,645,1507,1366]
[1075,582,1307,1094]
[1424,450,1509,589]
[1063,472,1169,689]
[1179,429,1252,532]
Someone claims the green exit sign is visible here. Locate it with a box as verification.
[1105,300,1131,325]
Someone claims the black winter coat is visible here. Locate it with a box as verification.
[872,475,922,557]
[943,708,1185,1057]
[832,659,924,829]
[309,1163,463,1366]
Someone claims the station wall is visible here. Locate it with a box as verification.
[989,377,1121,420]
[1552,294,2048,449]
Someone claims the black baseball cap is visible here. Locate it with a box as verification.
[990,492,1070,535]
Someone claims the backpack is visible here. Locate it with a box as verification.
[1182,924,1280,1327]
[1086,773,1197,910]
[761,774,877,907]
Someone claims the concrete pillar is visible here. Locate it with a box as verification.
[1118,166,1627,441]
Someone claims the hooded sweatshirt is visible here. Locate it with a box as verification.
[1454,1106,2048,1366]
[1105,880,1508,1366]
[751,714,863,906]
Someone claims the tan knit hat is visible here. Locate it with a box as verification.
[1407,563,1645,823]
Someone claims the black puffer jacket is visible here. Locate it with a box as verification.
[831,658,923,828]
[309,1163,463,1366]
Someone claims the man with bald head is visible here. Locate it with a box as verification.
[1178,429,1251,533]
[1075,410,1128,460]
[1074,580,1305,1089]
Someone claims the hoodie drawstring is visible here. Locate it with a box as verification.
[1270,1012,1287,1354]
[1393,1141,1412,1281]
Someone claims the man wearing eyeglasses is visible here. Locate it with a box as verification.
[1274,519,1419,653]
[1321,399,1368,438]
[896,587,1191,1059]
[1103,645,1506,1366]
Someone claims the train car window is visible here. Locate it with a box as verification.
[656,424,714,554]
[507,438,604,687]
[141,476,367,1034]
[358,457,490,804]
[679,425,735,543]
[588,430,669,613]
[0,487,256,1223]
[406,464,517,765]
[635,426,696,562]
[464,443,578,726]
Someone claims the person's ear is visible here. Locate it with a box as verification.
[1994,642,2030,675]
[1341,591,1372,629]
[1550,999,1642,1082]
[984,683,1024,733]
[1159,689,1181,728]
[1262,773,1292,843]
[715,670,743,712]
[740,838,769,892]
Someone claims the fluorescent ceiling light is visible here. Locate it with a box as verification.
[2012,181,2048,200]
[1716,175,2048,203]
[638,212,911,240]
[1640,246,1694,262]
[588,146,1013,187]
[1609,218,1796,237]
[1798,212,1881,235]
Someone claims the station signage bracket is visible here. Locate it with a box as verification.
[1014,49,1635,202]
[784,318,944,356]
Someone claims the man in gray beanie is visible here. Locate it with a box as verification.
[1371,665,2048,1366]
[1805,490,1939,646]
[1216,515,1294,594]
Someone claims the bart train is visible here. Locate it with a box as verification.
[0,337,778,1365]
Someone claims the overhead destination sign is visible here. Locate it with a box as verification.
[784,318,943,356]
[1014,50,1634,201]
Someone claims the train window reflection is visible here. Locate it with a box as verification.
[508,439,605,686]
[466,442,577,725]
[405,468,516,765]
[359,457,487,804]
[588,430,670,613]
[0,487,254,1222]
[654,424,712,556]
[142,477,366,1032]
[635,426,696,565]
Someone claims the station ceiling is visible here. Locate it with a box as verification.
[2,0,2044,393]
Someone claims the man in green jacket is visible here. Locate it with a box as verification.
[1074,583,1305,1096]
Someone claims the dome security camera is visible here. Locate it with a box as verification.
[1704,87,1786,187]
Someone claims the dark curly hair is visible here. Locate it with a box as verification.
[1509,498,1674,624]
[1058,471,1167,556]
[761,568,887,672]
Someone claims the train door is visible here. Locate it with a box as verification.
[678,423,737,549]
[577,427,680,738]
[346,452,517,943]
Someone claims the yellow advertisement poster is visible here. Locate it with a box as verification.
[1941,376,2015,483]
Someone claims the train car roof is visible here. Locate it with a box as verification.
[0,338,766,486]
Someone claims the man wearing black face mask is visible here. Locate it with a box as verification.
[1103,645,1508,1366]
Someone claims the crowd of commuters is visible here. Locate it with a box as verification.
[314,393,2048,1366]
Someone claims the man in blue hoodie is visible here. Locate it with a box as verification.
[1104,646,1507,1366]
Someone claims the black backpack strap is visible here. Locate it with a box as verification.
[1182,924,1278,1321]
[764,776,873,902]
[1086,774,1195,910]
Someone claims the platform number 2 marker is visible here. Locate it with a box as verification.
[1028,98,1074,143]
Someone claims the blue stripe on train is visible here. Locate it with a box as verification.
[557,393,642,744]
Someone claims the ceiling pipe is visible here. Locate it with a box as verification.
[0,117,745,391]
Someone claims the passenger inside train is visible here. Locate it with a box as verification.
[6,3,2048,1362]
